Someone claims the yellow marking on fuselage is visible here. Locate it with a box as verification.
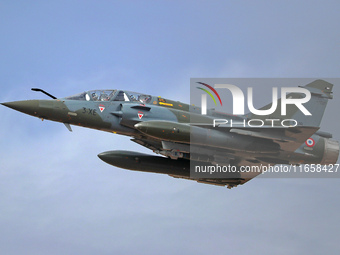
[159,102,173,107]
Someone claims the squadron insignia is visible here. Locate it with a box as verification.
[138,111,144,119]
[99,104,105,113]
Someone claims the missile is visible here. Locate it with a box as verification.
[135,120,280,153]
[98,150,191,176]
[134,120,190,142]
[98,150,245,181]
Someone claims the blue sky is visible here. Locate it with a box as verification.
[1,1,340,254]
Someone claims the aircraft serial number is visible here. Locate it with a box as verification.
[82,107,97,116]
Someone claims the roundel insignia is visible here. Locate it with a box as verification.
[305,138,315,147]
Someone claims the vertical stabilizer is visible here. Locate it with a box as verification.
[249,79,333,127]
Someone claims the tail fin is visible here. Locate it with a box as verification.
[248,79,333,127]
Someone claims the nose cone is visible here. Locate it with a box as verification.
[98,151,114,163]
[98,150,145,167]
[134,122,147,133]
[98,150,126,165]
[2,100,40,116]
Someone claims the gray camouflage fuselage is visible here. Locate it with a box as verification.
[2,80,339,188]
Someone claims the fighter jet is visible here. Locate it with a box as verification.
[2,80,339,188]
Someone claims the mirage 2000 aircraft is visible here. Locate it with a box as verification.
[2,80,339,188]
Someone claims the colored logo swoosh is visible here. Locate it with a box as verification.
[196,82,223,106]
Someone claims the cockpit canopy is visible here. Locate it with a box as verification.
[64,90,152,103]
